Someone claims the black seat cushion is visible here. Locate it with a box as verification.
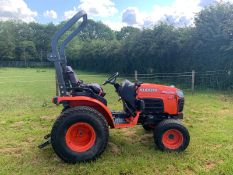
[65,66,79,86]
[87,83,103,95]
[65,66,106,102]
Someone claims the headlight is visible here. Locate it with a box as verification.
[177,90,184,98]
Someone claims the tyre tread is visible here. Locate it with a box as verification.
[153,119,190,152]
[51,106,109,163]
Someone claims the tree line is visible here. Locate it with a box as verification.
[0,2,233,74]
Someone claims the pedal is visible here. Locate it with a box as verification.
[112,111,130,124]
[114,117,128,124]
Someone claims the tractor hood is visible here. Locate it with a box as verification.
[137,83,184,98]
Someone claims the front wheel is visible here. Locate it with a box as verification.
[153,119,190,152]
[51,106,109,163]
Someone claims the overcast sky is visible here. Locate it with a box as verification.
[0,0,232,30]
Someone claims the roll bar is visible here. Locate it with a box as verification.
[60,14,87,63]
[48,10,87,96]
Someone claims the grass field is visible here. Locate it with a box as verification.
[0,68,233,175]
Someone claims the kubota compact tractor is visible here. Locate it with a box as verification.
[39,11,190,163]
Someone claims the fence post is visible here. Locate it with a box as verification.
[135,70,138,82]
[192,70,195,94]
[24,48,27,67]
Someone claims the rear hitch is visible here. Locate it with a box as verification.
[44,133,51,139]
[38,134,51,149]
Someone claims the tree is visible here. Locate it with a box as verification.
[193,2,233,70]
[29,22,56,61]
[0,21,16,60]
[116,26,140,40]
[0,2,233,75]
[18,40,36,66]
[79,20,115,41]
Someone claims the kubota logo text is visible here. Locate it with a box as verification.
[140,88,157,92]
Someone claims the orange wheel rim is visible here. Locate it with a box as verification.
[162,129,183,150]
[65,122,96,152]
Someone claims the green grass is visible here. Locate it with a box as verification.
[0,68,233,175]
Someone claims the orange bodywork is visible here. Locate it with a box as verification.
[114,111,141,128]
[55,96,115,128]
[137,83,179,115]
[54,96,141,129]
[54,83,181,129]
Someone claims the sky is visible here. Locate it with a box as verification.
[0,0,232,30]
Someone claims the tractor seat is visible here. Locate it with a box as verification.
[66,66,105,97]
[86,83,105,97]
[66,66,80,86]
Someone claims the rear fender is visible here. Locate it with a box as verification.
[53,96,114,128]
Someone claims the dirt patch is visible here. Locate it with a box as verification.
[22,137,36,144]
[205,161,216,172]
[219,108,232,115]
[40,115,53,120]
[0,147,23,155]
[0,121,6,125]
[119,171,133,175]
[185,166,196,175]
[140,133,153,143]
[212,144,223,150]
[121,128,137,138]
[219,95,233,102]
[164,165,178,174]
[108,142,121,155]
[11,121,24,128]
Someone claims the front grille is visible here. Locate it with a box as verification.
[178,98,184,112]
[143,98,164,114]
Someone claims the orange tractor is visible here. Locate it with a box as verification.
[39,11,190,163]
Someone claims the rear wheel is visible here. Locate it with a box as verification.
[153,119,190,152]
[51,106,109,163]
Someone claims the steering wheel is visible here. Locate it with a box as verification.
[102,72,119,85]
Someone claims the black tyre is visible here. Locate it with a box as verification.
[153,119,190,152]
[51,106,109,163]
[142,123,156,131]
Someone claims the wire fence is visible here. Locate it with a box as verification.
[0,69,232,93]
[127,69,233,92]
